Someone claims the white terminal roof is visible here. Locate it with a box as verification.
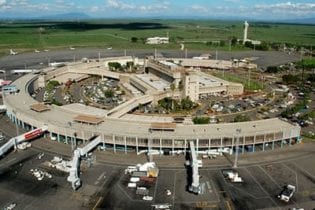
[136,74,170,91]
[60,103,108,117]
[122,82,143,96]
[176,59,233,70]
[197,72,229,87]
[159,60,178,68]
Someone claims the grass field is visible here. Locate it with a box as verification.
[213,71,264,91]
[0,19,314,54]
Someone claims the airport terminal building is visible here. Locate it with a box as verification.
[3,57,301,155]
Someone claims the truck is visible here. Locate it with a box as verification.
[136,187,149,196]
[132,171,147,177]
[130,177,140,183]
[278,184,296,202]
[222,170,243,183]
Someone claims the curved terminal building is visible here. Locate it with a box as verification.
[3,57,301,154]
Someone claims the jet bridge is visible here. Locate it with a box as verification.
[0,126,48,157]
[188,141,201,194]
[67,136,102,190]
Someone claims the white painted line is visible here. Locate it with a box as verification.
[209,178,220,203]
[152,171,159,203]
[258,165,281,189]
[117,173,136,201]
[97,172,106,181]
[244,167,280,207]
[172,171,178,208]
[283,163,299,192]
[292,162,315,179]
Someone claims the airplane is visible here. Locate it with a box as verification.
[34,49,40,53]
[49,62,66,67]
[9,49,17,55]
[70,47,75,50]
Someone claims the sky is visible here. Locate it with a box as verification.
[0,0,315,20]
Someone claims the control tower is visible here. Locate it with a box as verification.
[243,21,249,44]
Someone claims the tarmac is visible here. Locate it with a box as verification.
[1,112,315,210]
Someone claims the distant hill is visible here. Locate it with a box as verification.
[280,17,315,25]
[35,12,91,20]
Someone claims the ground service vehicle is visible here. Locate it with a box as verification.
[278,185,296,202]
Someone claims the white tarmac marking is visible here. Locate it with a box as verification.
[244,167,280,208]
[117,173,136,201]
[283,163,299,192]
[152,171,159,203]
[258,165,282,189]
[172,171,178,208]
[292,162,315,180]
[94,171,106,185]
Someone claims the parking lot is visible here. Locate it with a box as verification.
[106,151,315,210]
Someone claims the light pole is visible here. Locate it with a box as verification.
[12,110,19,150]
[148,129,153,162]
[233,129,241,168]
[68,121,74,151]
[73,132,77,149]
[12,110,19,136]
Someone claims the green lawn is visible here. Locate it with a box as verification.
[0,19,314,53]
[213,72,264,91]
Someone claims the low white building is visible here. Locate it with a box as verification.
[146,37,169,45]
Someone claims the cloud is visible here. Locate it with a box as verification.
[90,6,100,13]
[254,2,315,16]
[189,5,208,13]
[0,0,81,12]
[106,0,169,13]
[224,0,241,3]
[106,0,134,10]
[0,0,6,6]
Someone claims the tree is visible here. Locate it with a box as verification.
[220,40,226,47]
[108,62,122,71]
[244,41,254,48]
[46,80,60,92]
[131,37,138,43]
[193,117,210,124]
[282,74,298,84]
[126,61,134,68]
[105,89,114,98]
[181,97,194,110]
[265,66,279,73]
[256,41,269,51]
[234,114,250,122]
[231,37,238,46]
[158,97,173,111]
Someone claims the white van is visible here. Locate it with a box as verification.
[127,183,137,188]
